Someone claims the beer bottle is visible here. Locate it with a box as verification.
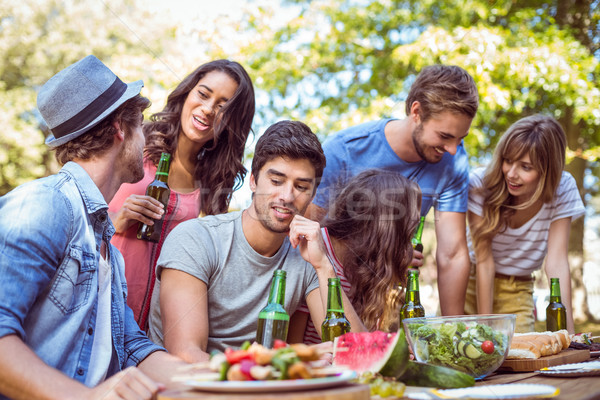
[395,216,427,291]
[400,269,425,322]
[256,269,289,348]
[412,216,426,253]
[321,277,351,342]
[137,152,171,243]
[546,277,567,331]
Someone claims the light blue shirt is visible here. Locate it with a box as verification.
[313,118,470,216]
[0,162,164,394]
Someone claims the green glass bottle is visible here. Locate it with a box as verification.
[400,269,425,322]
[546,277,567,331]
[321,277,351,342]
[256,270,289,348]
[412,216,426,253]
[137,152,171,243]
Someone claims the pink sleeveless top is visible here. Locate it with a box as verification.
[109,159,201,330]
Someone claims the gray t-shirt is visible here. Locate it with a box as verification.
[147,211,320,352]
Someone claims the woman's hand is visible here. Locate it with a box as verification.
[289,215,331,271]
[109,194,165,234]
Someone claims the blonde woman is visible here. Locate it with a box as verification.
[465,114,585,333]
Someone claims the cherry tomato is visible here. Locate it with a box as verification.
[481,340,494,354]
[273,339,288,349]
[225,348,253,364]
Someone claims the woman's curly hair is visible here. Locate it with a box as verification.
[324,169,422,331]
[143,60,255,215]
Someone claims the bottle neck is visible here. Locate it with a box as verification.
[155,154,171,183]
[412,216,425,242]
[326,280,345,313]
[405,272,421,303]
[268,273,286,306]
[549,279,562,302]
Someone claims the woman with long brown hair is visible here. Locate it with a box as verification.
[295,169,422,343]
[465,114,584,333]
[109,60,255,330]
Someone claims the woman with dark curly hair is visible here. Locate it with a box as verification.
[293,169,421,343]
[109,60,255,330]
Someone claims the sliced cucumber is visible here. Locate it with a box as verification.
[464,343,481,359]
[457,340,467,357]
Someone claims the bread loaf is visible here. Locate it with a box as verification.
[506,331,567,359]
[513,334,554,356]
[506,338,542,359]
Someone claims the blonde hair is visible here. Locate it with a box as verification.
[471,114,567,257]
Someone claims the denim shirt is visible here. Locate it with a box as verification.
[0,162,164,391]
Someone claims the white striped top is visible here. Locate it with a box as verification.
[467,168,585,276]
[297,227,352,344]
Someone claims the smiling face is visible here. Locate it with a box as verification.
[248,157,316,233]
[411,111,472,164]
[502,152,541,204]
[179,70,238,148]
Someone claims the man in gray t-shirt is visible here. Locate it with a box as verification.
[148,121,366,362]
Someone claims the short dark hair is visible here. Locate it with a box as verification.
[251,120,326,186]
[405,65,479,122]
[54,94,150,165]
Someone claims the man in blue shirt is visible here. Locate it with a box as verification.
[0,55,185,400]
[308,65,479,316]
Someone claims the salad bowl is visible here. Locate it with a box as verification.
[402,314,516,380]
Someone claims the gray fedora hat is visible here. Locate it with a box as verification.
[39,55,144,148]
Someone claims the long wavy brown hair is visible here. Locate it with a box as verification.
[143,60,255,215]
[471,114,567,258]
[323,169,422,331]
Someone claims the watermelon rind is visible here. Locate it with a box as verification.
[399,361,475,388]
[379,331,409,378]
[332,331,409,378]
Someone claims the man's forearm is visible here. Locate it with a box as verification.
[0,335,89,400]
[436,252,470,315]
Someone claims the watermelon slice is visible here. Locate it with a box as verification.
[332,331,409,378]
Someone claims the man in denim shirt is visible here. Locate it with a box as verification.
[0,56,185,400]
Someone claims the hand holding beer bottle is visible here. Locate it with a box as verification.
[409,216,426,267]
[137,152,171,242]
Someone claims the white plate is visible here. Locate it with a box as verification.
[407,384,559,399]
[184,370,357,393]
[538,360,600,377]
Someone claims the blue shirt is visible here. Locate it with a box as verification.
[313,118,470,216]
[0,162,164,393]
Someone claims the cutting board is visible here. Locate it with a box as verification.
[499,348,591,372]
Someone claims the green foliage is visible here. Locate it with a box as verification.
[238,0,599,154]
[0,0,174,195]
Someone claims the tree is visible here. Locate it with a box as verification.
[0,0,177,194]
[231,0,600,320]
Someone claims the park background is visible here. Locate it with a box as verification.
[1,0,599,331]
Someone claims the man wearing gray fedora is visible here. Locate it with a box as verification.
[0,55,185,400]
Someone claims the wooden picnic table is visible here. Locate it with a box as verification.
[159,355,600,400]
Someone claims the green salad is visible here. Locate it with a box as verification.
[406,321,509,379]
